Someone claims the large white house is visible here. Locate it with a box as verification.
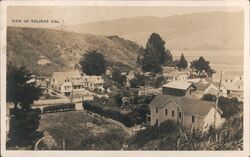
[50,70,85,96]
[148,94,224,131]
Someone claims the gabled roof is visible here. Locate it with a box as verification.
[163,81,193,90]
[84,75,104,84]
[149,94,222,116]
[52,70,81,85]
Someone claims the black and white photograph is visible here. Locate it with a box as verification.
[0,1,249,156]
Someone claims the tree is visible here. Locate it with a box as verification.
[190,56,215,77]
[8,109,42,146]
[80,50,107,76]
[111,69,127,86]
[177,53,188,70]
[7,64,42,146]
[129,73,146,88]
[202,94,241,118]
[7,64,42,111]
[141,33,173,73]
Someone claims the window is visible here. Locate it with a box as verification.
[225,79,227,82]
[231,80,233,83]
[238,86,240,89]
[52,78,55,82]
[240,77,242,80]
[172,110,174,117]
[156,119,158,126]
[165,109,168,116]
[192,115,195,123]
[179,112,182,118]
[156,108,158,113]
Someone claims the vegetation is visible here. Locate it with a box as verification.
[129,73,146,88]
[141,33,173,73]
[8,109,42,147]
[7,64,43,148]
[80,50,107,76]
[83,100,146,127]
[177,53,188,70]
[43,103,76,113]
[202,94,241,118]
[111,69,127,86]
[37,111,129,150]
[129,120,180,149]
[129,113,243,151]
[7,64,42,111]
[190,56,215,77]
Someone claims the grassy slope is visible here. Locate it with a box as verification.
[38,111,129,150]
[7,27,142,76]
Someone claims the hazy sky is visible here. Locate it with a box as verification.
[7,6,243,28]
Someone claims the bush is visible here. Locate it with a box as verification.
[83,101,141,127]
[130,120,179,148]
[8,109,43,147]
[43,103,75,113]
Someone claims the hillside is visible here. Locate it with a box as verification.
[65,11,244,56]
[7,27,142,76]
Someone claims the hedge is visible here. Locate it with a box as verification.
[83,101,149,127]
[43,103,75,113]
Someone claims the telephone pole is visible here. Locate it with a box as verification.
[214,71,223,128]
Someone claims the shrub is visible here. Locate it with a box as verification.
[43,103,75,113]
[130,120,179,148]
[8,109,43,147]
[83,101,140,127]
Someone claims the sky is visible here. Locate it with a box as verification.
[7,6,243,28]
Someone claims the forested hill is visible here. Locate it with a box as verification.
[7,27,142,76]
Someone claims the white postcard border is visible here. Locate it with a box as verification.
[0,1,249,157]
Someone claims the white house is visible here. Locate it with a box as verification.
[83,75,105,92]
[50,70,84,96]
[163,70,189,82]
[147,94,224,131]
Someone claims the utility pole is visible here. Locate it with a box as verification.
[214,71,223,128]
[71,81,74,103]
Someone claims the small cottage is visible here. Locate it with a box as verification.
[162,81,196,96]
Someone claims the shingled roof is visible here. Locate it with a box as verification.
[149,94,222,116]
[52,71,81,85]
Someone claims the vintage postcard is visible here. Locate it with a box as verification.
[0,1,249,157]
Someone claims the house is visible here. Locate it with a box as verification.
[147,94,224,130]
[50,70,84,96]
[213,71,243,101]
[83,75,105,92]
[213,71,243,83]
[162,81,196,96]
[191,79,227,99]
[163,70,189,82]
[222,81,243,101]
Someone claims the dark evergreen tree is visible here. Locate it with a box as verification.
[177,53,188,70]
[141,33,173,73]
[111,69,127,86]
[7,64,42,146]
[80,50,107,76]
[190,56,215,77]
[7,64,41,111]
